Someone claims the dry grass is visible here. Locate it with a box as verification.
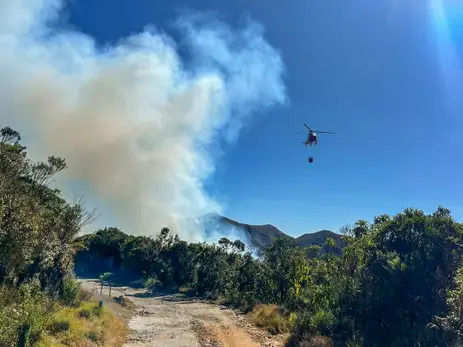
[79,288,94,302]
[113,295,136,310]
[37,298,128,347]
[298,335,334,347]
[178,286,190,294]
[247,304,293,335]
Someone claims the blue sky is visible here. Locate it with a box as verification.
[65,0,463,237]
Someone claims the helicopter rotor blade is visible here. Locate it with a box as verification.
[314,130,335,134]
[304,124,311,131]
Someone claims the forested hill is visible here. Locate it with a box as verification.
[294,229,342,248]
[201,213,344,251]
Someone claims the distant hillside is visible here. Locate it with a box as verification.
[200,213,344,252]
[218,215,292,249]
[294,229,344,248]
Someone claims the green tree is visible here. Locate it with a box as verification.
[264,238,297,304]
[0,126,95,295]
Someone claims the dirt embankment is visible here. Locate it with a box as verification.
[79,279,288,347]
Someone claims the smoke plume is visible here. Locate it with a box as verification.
[0,0,286,241]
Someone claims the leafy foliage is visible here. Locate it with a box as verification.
[60,276,81,307]
[76,207,463,346]
[0,281,54,346]
[0,126,95,296]
[0,126,105,346]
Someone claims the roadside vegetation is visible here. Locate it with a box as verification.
[0,127,126,346]
[248,304,295,335]
[0,280,127,347]
[76,206,463,346]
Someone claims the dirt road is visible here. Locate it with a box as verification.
[79,279,287,347]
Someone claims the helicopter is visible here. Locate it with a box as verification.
[297,124,335,163]
[300,123,335,147]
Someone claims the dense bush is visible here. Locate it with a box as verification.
[0,281,54,346]
[60,276,81,307]
[0,126,94,296]
[0,126,115,346]
[327,207,463,346]
[76,206,463,346]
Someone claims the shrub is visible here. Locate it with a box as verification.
[78,308,92,319]
[78,301,103,319]
[178,286,190,294]
[78,288,93,302]
[248,304,293,334]
[48,320,71,334]
[86,330,103,343]
[60,277,81,307]
[113,295,136,310]
[301,336,334,347]
[144,276,162,292]
[292,308,335,341]
[310,310,335,336]
[0,282,54,347]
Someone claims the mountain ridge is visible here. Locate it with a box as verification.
[200,213,344,251]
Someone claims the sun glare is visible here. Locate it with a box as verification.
[428,0,463,112]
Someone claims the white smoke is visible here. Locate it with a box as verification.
[196,213,252,246]
[0,0,286,241]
